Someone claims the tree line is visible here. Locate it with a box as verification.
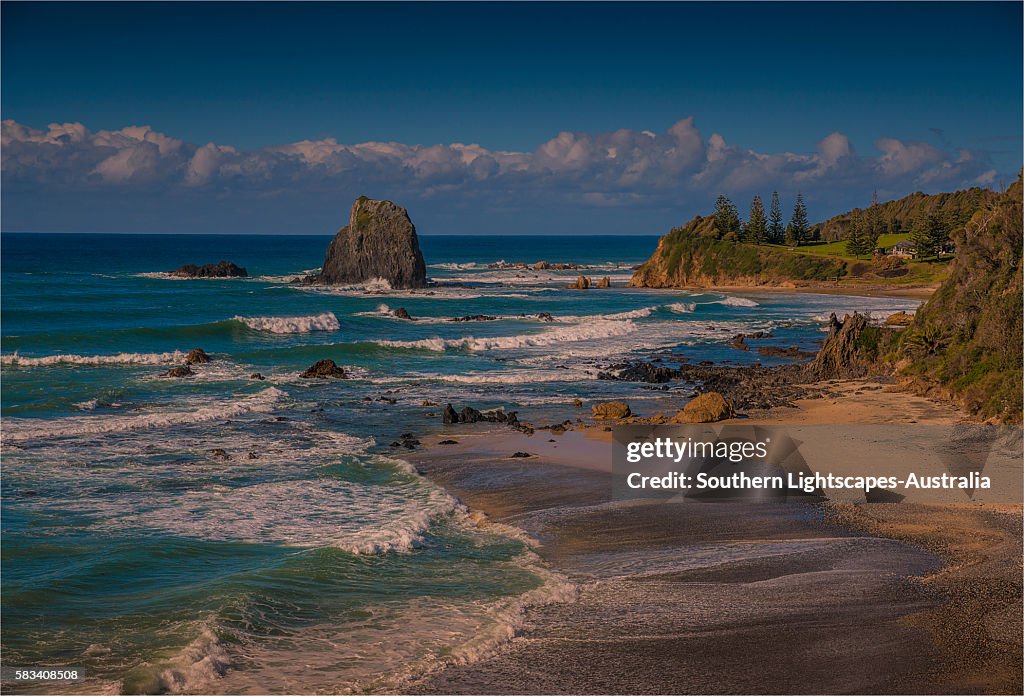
[713,192,812,246]
[845,190,959,257]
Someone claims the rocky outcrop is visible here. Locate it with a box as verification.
[804,312,883,380]
[185,348,210,364]
[442,404,520,427]
[160,365,193,378]
[300,359,347,379]
[599,361,675,383]
[568,276,591,290]
[393,307,414,320]
[592,401,631,419]
[671,392,733,423]
[318,197,426,289]
[595,277,611,288]
[170,261,247,278]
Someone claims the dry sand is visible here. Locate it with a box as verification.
[404,382,1021,693]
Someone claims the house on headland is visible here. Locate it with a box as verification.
[889,241,918,259]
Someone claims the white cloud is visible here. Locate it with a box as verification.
[1,116,1001,222]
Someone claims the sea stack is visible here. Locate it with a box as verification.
[318,197,427,289]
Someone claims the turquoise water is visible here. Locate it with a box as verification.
[1,233,919,693]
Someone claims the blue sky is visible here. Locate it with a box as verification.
[2,1,1021,234]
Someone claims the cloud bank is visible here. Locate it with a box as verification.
[1,117,1002,234]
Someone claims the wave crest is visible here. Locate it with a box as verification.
[1,350,187,367]
[376,318,638,352]
[234,312,340,334]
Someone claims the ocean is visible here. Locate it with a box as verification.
[0,233,921,693]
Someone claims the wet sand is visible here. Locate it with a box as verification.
[403,382,1022,694]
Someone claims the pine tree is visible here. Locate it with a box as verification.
[845,212,866,256]
[713,194,741,238]
[784,222,797,247]
[864,191,882,253]
[788,193,809,246]
[768,192,784,244]
[745,195,768,244]
[910,212,943,258]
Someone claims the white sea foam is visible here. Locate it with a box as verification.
[376,318,639,352]
[104,474,461,553]
[1,351,187,367]
[234,311,340,334]
[3,388,286,442]
[711,296,760,307]
[155,625,232,694]
[667,302,697,313]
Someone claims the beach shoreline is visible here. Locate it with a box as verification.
[400,379,1022,694]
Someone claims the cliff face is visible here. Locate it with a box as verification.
[319,197,427,289]
[893,178,1022,422]
[630,215,845,288]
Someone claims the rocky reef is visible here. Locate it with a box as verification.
[316,197,427,289]
[170,261,247,278]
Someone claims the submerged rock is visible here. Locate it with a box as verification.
[160,365,193,378]
[318,197,427,289]
[300,359,347,379]
[185,348,210,364]
[671,392,733,423]
[449,314,497,322]
[393,307,414,320]
[169,261,247,278]
[537,312,555,322]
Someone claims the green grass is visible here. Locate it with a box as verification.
[772,233,910,260]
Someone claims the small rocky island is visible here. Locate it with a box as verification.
[312,197,427,289]
[169,260,248,278]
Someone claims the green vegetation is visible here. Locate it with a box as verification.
[743,194,768,244]
[768,192,784,244]
[785,193,810,246]
[893,177,1022,423]
[789,233,910,258]
[637,214,846,286]
[812,186,996,242]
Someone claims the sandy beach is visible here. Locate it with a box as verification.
[405,381,1022,694]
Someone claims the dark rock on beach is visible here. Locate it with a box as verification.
[170,261,247,278]
[442,403,520,427]
[300,359,347,379]
[317,197,427,289]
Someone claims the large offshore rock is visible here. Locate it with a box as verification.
[318,197,427,289]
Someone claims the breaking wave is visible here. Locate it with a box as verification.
[1,350,187,367]
[234,312,340,334]
[667,302,697,313]
[3,388,286,443]
[376,318,639,352]
[712,296,760,307]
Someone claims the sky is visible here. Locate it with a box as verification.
[2,1,1021,235]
